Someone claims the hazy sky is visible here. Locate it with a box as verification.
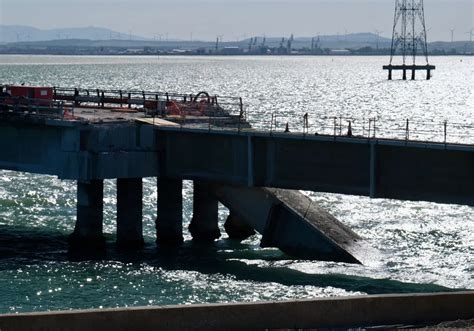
[1,0,472,41]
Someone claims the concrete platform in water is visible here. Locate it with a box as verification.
[0,86,365,263]
[382,64,436,80]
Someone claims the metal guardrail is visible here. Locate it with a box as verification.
[1,86,472,145]
[0,85,248,124]
[52,86,246,119]
[0,96,74,119]
[248,112,474,145]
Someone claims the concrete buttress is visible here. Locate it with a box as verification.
[211,185,365,264]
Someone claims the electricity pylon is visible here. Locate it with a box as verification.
[383,0,435,80]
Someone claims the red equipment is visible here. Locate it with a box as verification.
[5,85,53,100]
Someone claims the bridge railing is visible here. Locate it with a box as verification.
[52,86,247,118]
[0,96,75,119]
[246,112,474,145]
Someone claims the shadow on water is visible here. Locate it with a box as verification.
[0,225,457,295]
[141,241,454,295]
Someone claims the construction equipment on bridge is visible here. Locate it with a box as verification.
[383,0,435,80]
[0,84,248,128]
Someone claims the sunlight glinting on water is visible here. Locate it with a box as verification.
[0,55,472,313]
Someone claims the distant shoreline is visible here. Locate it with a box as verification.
[0,52,472,57]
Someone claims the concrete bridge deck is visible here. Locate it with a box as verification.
[0,117,472,206]
[0,115,472,262]
[158,126,474,206]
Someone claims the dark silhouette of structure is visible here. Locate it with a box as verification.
[383,0,435,80]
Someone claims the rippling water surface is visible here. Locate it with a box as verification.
[0,55,472,313]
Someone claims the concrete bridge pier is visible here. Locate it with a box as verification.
[116,178,144,248]
[188,182,220,242]
[224,213,256,240]
[69,180,105,248]
[156,178,184,245]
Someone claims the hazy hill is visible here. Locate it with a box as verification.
[1,26,470,53]
[1,25,392,46]
[0,25,148,43]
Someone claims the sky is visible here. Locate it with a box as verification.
[0,0,472,41]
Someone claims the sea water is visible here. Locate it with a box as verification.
[0,55,472,313]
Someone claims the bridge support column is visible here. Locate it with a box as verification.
[388,69,392,80]
[189,182,220,242]
[427,69,431,80]
[402,69,407,80]
[224,212,255,241]
[69,180,105,248]
[116,178,143,248]
[411,69,416,80]
[156,178,183,245]
[369,142,377,198]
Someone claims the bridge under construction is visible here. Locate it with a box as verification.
[0,85,472,264]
